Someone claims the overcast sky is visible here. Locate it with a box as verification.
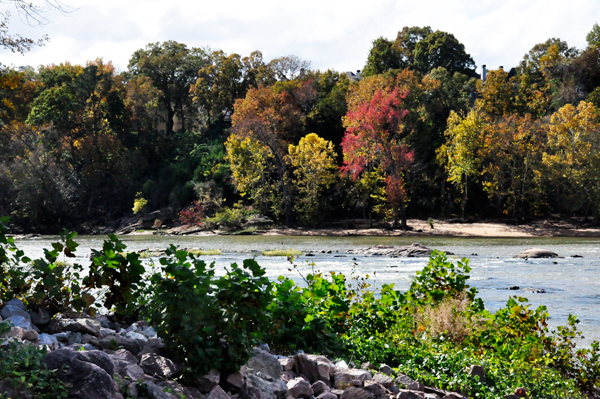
[2,0,600,75]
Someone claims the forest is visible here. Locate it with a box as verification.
[2,24,600,232]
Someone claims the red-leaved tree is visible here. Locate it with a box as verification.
[341,86,414,229]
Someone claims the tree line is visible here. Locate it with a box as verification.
[2,24,600,231]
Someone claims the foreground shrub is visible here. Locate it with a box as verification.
[142,247,272,379]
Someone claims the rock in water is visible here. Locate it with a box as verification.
[513,248,559,259]
[347,243,433,257]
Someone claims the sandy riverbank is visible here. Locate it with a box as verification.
[154,218,600,238]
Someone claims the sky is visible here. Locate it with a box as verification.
[2,0,600,75]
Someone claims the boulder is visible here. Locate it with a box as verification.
[207,385,231,399]
[246,347,282,380]
[443,394,466,399]
[339,387,375,399]
[396,374,423,391]
[245,370,287,399]
[2,304,30,320]
[139,353,182,379]
[197,369,220,393]
[347,244,432,257]
[363,383,389,398]
[317,393,338,399]
[371,373,393,388]
[42,349,119,399]
[397,390,425,399]
[99,336,142,355]
[5,298,25,310]
[378,364,393,375]
[293,353,333,384]
[39,333,59,350]
[4,315,32,329]
[59,318,102,337]
[279,357,295,371]
[333,369,372,390]
[312,380,330,396]
[287,377,313,399]
[513,248,559,259]
[29,308,50,325]
[142,380,177,399]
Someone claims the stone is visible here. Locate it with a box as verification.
[207,385,231,399]
[139,353,182,379]
[22,329,38,341]
[68,332,82,345]
[335,360,349,371]
[123,364,146,381]
[126,330,148,345]
[378,364,393,375]
[245,371,287,399]
[372,373,393,388]
[333,369,373,390]
[29,308,50,325]
[5,326,25,339]
[339,387,375,399]
[513,387,528,398]
[42,349,119,399]
[127,382,139,398]
[137,338,165,358]
[347,243,432,257]
[397,390,425,399]
[246,347,282,380]
[141,326,157,338]
[5,315,32,329]
[282,370,297,382]
[143,380,177,399]
[39,333,59,350]
[312,380,330,396]
[361,362,375,370]
[53,332,71,342]
[363,383,389,398]
[443,394,466,399]
[99,335,142,355]
[287,377,313,399]
[513,248,559,259]
[59,318,102,337]
[197,369,220,393]
[279,357,295,371]
[396,374,423,391]
[5,298,25,310]
[424,395,438,399]
[467,365,486,383]
[317,393,338,399]
[225,371,245,389]
[100,328,116,337]
[293,353,333,384]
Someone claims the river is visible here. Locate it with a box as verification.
[13,234,600,346]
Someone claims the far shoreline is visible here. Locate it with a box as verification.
[125,218,600,239]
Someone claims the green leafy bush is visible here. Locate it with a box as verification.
[142,247,272,379]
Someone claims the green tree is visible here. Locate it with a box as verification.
[128,41,208,135]
[413,30,476,77]
[586,22,600,49]
[363,37,402,77]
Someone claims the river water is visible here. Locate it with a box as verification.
[13,234,600,346]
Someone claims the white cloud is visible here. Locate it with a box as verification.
[1,0,600,75]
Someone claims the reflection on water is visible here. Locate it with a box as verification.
[14,234,600,346]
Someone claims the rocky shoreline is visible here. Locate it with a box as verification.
[0,297,532,399]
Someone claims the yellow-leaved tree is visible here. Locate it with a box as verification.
[543,101,600,214]
[288,133,338,225]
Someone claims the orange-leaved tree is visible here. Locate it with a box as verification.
[341,85,414,229]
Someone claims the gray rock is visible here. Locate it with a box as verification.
[378,364,393,375]
[282,370,297,382]
[245,370,287,399]
[371,373,393,388]
[29,308,50,325]
[347,243,432,257]
[293,353,333,384]
[42,349,119,399]
[207,385,231,399]
[5,298,25,310]
[424,395,439,399]
[122,364,145,381]
[100,328,116,337]
[125,330,148,345]
[225,371,245,389]
[246,347,282,380]
[4,315,32,329]
[68,332,82,345]
[317,393,338,399]
[312,380,330,396]
[197,369,220,393]
[361,362,375,370]
[39,333,59,349]
[22,329,38,341]
[513,248,559,259]
[333,369,372,390]
[137,337,164,358]
[141,326,157,338]
[467,365,486,383]
[139,353,182,379]
[443,394,466,399]
[396,374,423,391]
[59,318,102,337]
[99,335,142,355]
[335,360,349,371]
[397,390,425,399]
[143,380,177,399]
[363,383,389,398]
[280,357,295,371]
[287,377,313,399]
[339,387,375,399]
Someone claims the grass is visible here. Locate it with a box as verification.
[187,249,222,256]
[262,249,303,257]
